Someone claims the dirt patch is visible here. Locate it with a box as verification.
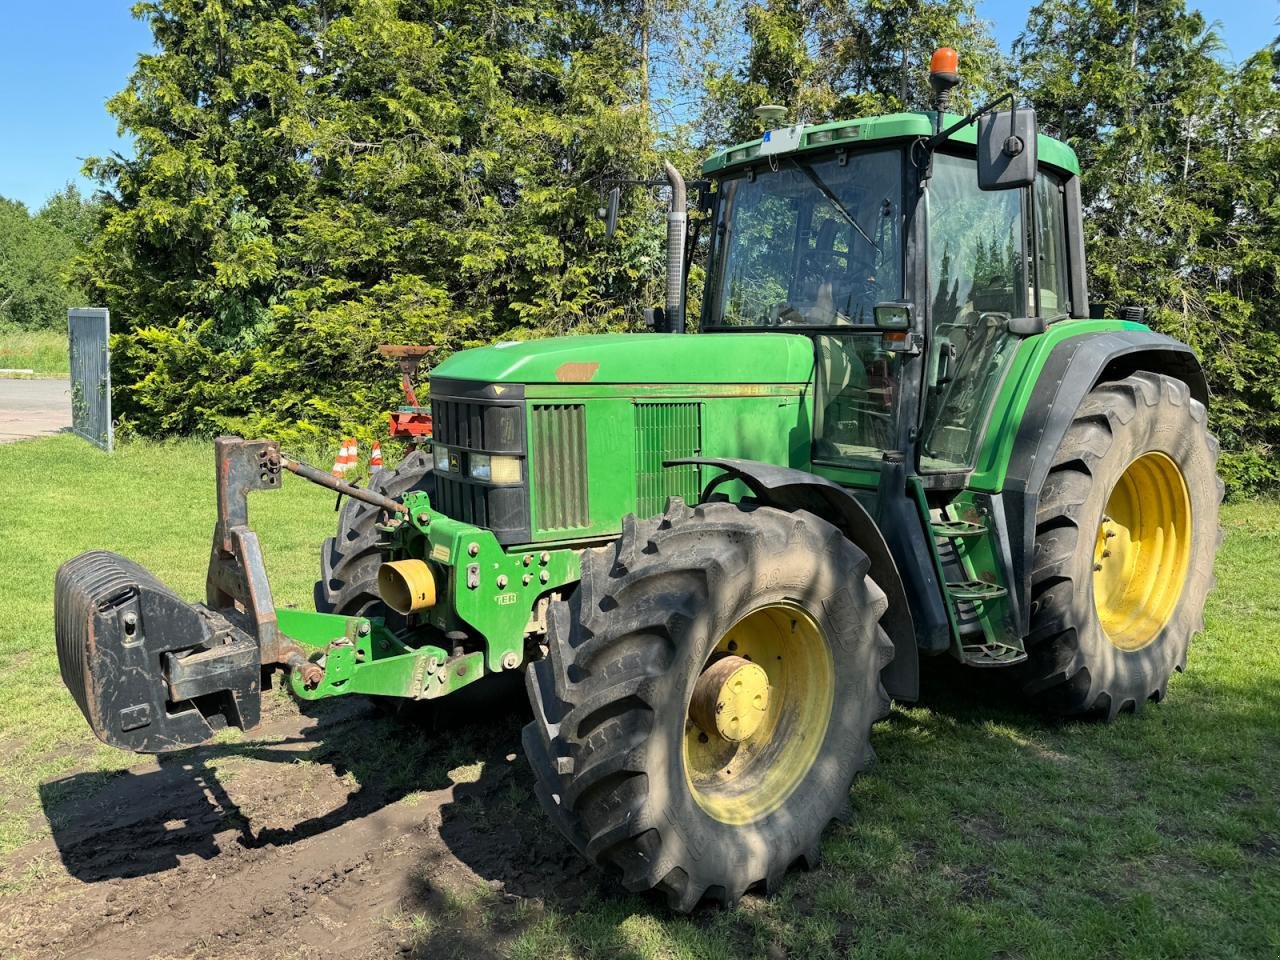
[0,694,608,960]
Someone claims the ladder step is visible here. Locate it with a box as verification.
[945,579,1008,602]
[959,639,1027,667]
[931,518,986,539]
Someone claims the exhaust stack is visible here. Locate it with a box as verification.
[662,159,687,334]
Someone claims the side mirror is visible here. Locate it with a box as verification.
[598,186,621,239]
[977,107,1037,190]
[874,301,912,330]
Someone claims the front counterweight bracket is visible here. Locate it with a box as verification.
[205,436,300,669]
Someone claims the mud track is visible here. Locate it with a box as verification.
[0,693,612,959]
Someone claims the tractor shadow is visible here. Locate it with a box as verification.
[36,695,445,882]
[36,676,599,909]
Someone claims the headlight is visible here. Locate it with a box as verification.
[489,454,522,484]
[468,453,521,484]
[433,445,450,472]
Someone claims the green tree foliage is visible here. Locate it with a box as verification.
[0,186,97,330]
[86,0,664,441]
[1018,1,1280,492]
[85,0,1280,493]
[703,0,1007,144]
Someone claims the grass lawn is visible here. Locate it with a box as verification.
[0,432,1277,958]
[0,328,70,376]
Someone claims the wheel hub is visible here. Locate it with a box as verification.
[1092,451,1192,651]
[682,603,834,825]
[689,655,771,742]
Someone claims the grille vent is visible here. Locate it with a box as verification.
[635,402,702,517]
[532,404,589,532]
[431,397,522,453]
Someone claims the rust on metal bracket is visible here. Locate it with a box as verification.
[205,437,301,667]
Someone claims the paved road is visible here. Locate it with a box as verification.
[0,378,73,443]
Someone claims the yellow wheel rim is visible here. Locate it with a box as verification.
[682,603,834,825]
[1092,451,1192,651]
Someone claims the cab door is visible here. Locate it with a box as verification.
[919,152,1028,474]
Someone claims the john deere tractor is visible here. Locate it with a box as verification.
[55,51,1219,911]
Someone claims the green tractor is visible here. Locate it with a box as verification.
[54,52,1220,911]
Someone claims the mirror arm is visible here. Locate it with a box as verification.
[925,90,1015,152]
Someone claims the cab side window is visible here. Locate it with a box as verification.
[1034,172,1070,318]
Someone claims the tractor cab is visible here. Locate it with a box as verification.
[698,98,1085,489]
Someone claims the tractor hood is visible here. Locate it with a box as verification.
[429,333,814,386]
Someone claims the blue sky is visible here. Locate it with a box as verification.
[0,0,1276,211]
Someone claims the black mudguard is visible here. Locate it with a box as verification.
[998,329,1208,636]
[668,457,919,702]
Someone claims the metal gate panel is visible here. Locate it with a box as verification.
[68,308,112,452]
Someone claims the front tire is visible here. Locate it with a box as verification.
[523,499,893,911]
[1022,372,1221,718]
[314,448,435,620]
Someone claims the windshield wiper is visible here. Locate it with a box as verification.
[791,158,879,252]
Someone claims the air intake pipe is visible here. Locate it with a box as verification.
[662,160,687,334]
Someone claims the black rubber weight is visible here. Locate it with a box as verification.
[522,498,894,911]
[1022,372,1222,719]
[314,449,435,619]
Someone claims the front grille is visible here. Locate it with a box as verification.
[430,378,530,544]
[531,404,590,533]
[431,398,523,453]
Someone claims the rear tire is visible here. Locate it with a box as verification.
[523,499,893,911]
[1022,372,1221,719]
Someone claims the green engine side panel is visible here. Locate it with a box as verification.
[524,386,813,541]
[431,330,819,543]
[968,318,1147,492]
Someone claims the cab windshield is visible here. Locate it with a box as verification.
[707,148,904,328]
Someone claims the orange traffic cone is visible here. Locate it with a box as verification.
[332,438,357,476]
[370,441,384,472]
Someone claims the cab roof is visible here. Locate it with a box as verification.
[702,111,1080,178]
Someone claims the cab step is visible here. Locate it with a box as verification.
[959,637,1027,667]
[943,579,1008,602]
[930,518,987,539]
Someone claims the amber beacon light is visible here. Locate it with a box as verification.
[930,47,960,92]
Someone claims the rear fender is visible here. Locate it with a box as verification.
[668,457,918,702]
